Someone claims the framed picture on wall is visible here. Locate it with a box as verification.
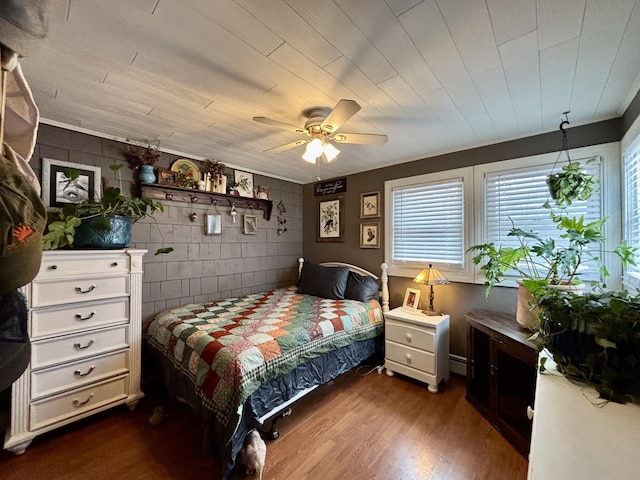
[317,196,344,242]
[360,191,380,218]
[243,214,258,234]
[42,158,101,209]
[205,214,222,235]
[360,222,380,248]
[157,167,178,186]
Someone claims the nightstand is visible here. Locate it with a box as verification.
[384,307,450,393]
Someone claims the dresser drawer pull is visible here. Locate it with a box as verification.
[49,264,58,270]
[72,393,94,407]
[74,311,96,321]
[75,285,97,294]
[111,262,118,267]
[405,333,412,342]
[74,366,95,377]
[405,353,412,363]
[74,339,95,350]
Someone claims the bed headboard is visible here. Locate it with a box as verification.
[297,258,389,312]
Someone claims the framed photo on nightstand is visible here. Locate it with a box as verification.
[401,287,421,313]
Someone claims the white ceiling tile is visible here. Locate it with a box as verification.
[487,0,536,45]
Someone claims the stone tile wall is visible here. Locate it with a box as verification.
[32,124,302,328]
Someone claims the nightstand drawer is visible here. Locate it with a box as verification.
[31,275,129,308]
[31,350,128,400]
[386,319,435,352]
[385,341,436,374]
[30,376,128,431]
[31,298,129,339]
[31,325,128,369]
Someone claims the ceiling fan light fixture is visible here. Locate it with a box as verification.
[323,142,340,162]
[302,137,323,163]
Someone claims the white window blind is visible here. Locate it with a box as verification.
[391,177,464,267]
[624,143,640,288]
[484,157,602,282]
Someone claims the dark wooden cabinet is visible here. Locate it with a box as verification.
[465,309,538,457]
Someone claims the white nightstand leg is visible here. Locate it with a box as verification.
[427,384,438,394]
[385,369,395,377]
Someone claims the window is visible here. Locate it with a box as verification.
[623,135,640,290]
[385,168,474,281]
[480,157,602,284]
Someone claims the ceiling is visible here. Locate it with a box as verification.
[19,0,640,184]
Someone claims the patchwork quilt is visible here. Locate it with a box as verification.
[147,286,383,438]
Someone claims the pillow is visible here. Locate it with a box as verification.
[297,261,349,300]
[344,271,379,302]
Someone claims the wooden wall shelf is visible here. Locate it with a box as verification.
[139,183,273,220]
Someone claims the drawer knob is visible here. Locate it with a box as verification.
[74,339,95,350]
[74,366,96,377]
[111,262,118,267]
[405,333,412,342]
[405,353,412,363]
[75,285,96,294]
[75,311,96,321]
[72,393,94,407]
[49,264,58,270]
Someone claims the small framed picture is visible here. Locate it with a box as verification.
[360,191,380,218]
[234,170,254,198]
[205,214,222,235]
[157,167,178,186]
[243,214,258,234]
[402,287,421,313]
[41,158,101,209]
[317,196,344,242]
[255,185,270,200]
[360,222,380,248]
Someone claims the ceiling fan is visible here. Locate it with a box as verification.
[253,99,388,164]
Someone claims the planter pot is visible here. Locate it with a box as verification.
[516,281,583,330]
[74,215,132,249]
[138,165,156,183]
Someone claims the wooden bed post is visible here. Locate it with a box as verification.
[380,263,389,312]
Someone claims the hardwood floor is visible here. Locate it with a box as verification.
[0,369,528,479]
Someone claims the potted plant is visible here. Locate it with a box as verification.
[536,286,640,403]
[124,141,161,183]
[202,159,226,193]
[546,158,598,206]
[42,168,172,255]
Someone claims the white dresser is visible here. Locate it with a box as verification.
[4,249,146,454]
[384,307,450,393]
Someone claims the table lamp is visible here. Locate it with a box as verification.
[413,264,449,315]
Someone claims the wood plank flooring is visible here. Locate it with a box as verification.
[0,369,528,479]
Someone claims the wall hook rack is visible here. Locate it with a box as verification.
[139,183,273,220]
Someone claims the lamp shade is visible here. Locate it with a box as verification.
[413,264,449,286]
[323,142,340,162]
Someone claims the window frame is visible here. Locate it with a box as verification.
[622,117,640,291]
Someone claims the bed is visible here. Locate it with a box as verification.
[146,258,389,478]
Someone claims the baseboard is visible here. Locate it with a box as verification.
[449,354,467,376]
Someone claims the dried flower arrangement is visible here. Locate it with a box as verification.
[124,141,161,169]
[202,159,226,181]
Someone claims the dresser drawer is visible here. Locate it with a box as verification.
[31,275,129,308]
[386,341,436,374]
[31,298,129,339]
[31,350,128,400]
[37,253,129,278]
[30,375,128,431]
[31,325,128,369]
[385,319,435,352]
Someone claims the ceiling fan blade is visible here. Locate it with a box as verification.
[253,116,306,135]
[331,133,388,145]
[264,139,308,153]
[321,99,361,133]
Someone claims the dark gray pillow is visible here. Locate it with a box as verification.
[344,271,379,302]
[297,262,349,300]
